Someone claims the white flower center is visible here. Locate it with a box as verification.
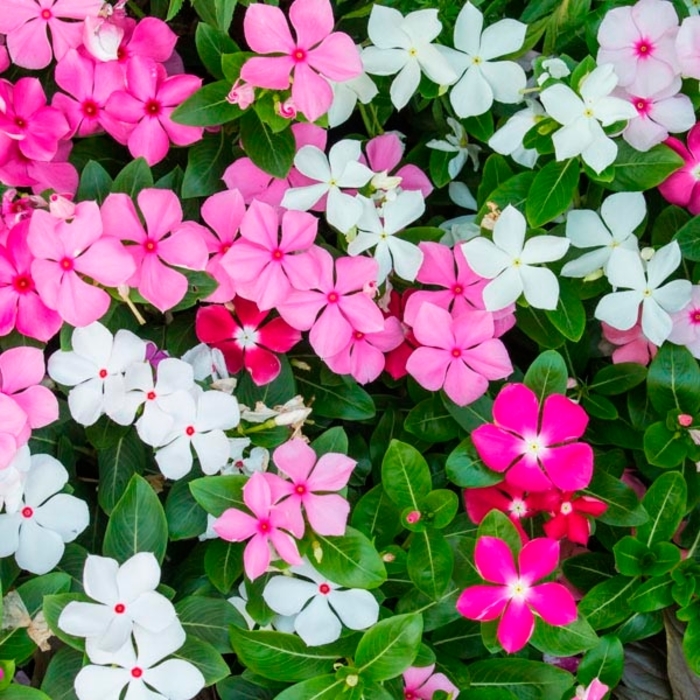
[692,164,700,181]
[508,578,529,601]
[523,436,544,456]
[234,326,259,349]
[509,498,528,517]
[560,501,573,515]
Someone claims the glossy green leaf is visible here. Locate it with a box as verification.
[578,575,640,629]
[523,349,568,401]
[529,616,599,656]
[577,634,625,687]
[189,475,247,517]
[381,440,432,510]
[468,659,573,700]
[407,528,454,599]
[647,343,700,414]
[239,110,295,179]
[526,158,580,227]
[636,471,687,547]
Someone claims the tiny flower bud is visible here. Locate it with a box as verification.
[370,170,402,191]
[640,246,655,261]
[406,510,421,525]
[381,551,396,563]
[679,414,693,427]
[345,674,359,687]
[480,202,501,230]
[566,377,578,390]
[275,97,296,119]
[226,80,255,110]
[583,268,604,282]
[49,193,76,220]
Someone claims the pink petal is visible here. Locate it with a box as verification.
[268,528,302,566]
[505,457,554,493]
[157,224,209,270]
[75,238,135,287]
[273,438,316,482]
[307,32,362,81]
[411,302,453,349]
[16,290,62,341]
[475,536,517,584]
[542,442,594,492]
[11,385,58,429]
[291,61,333,122]
[243,533,272,580]
[540,394,589,444]
[196,305,238,344]
[7,19,52,70]
[471,424,523,472]
[280,209,317,252]
[289,0,333,49]
[138,188,182,240]
[243,471,272,519]
[243,3,295,54]
[0,346,44,393]
[57,272,111,327]
[127,115,170,166]
[463,339,513,381]
[307,453,355,491]
[201,190,245,243]
[493,383,539,437]
[303,493,349,535]
[405,346,449,392]
[101,194,145,243]
[366,133,404,173]
[443,357,489,406]
[309,303,352,358]
[456,584,510,621]
[241,56,294,90]
[527,582,577,626]
[518,537,559,584]
[127,17,177,62]
[498,599,534,653]
[416,241,455,287]
[138,254,188,312]
[125,55,158,103]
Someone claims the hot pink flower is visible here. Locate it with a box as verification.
[457,536,577,653]
[669,284,700,357]
[0,139,78,196]
[221,199,319,311]
[530,490,607,546]
[195,298,301,385]
[364,133,433,198]
[464,482,535,542]
[659,125,700,214]
[240,0,362,121]
[268,438,355,537]
[27,202,136,327]
[471,383,594,492]
[112,16,177,65]
[402,664,459,700]
[213,471,303,580]
[101,188,209,313]
[601,313,657,365]
[405,302,512,407]
[383,289,418,381]
[0,0,102,69]
[105,56,203,166]
[278,248,385,359]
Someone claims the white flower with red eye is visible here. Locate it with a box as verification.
[0,445,31,513]
[0,453,89,575]
[58,552,179,653]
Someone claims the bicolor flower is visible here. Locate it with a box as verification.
[669,284,700,357]
[658,123,700,214]
[402,664,460,700]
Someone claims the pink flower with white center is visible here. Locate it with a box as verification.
[268,438,355,537]
[104,56,203,166]
[597,0,681,96]
[573,678,609,700]
[240,0,362,122]
[457,536,577,653]
[659,124,700,214]
[530,490,607,546]
[214,471,304,581]
[0,221,62,342]
[405,302,513,407]
[669,284,700,357]
[464,482,535,542]
[402,664,460,700]
[101,188,209,313]
[471,383,594,492]
[27,202,136,328]
[278,247,385,359]
[600,314,657,365]
[0,0,102,69]
[196,298,301,386]
[221,199,319,312]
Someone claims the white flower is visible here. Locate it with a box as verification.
[595,242,692,346]
[327,47,379,128]
[59,552,179,653]
[441,1,527,117]
[0,445,30,513]
[537,57,571,85]
[180,344,228,383]
[281,140,374,233]
[427,117,481,179]
[540,63,638,174]
[461,205,570,310]
[0,454,89,574]
[562,191,643,278]
[154,388,241,480]
[74,622,204,700]
[439,182,480,246]
[362,5,457,110]
[488,99,545,168]
[348,191,425,283]
[47,322,147,427]
[228,581,296,633]
[221,438,269,477]
[262,559,379,647]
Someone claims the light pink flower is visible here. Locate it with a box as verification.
[0,394,30,469]
[471,383,594,492]
[0,139,78,196]
[226,79,255,110]
[402,664,459,700]
[669,284,700,357]
[457,536,577,653]
[574,678,609,700]
[213,471,303,580]
[405,302,512,407]
[240,0,362,121]
[101,188,209,313]
[676,16,700,80]
[601,315,657,365]
[659,123,700,214]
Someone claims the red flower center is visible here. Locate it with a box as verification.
[295,484,306,495]
[220,243,231,255]
[451,347,462,358]
[60,257,74,271]
[318,583,330,595]
[82,100,99,118]
[146,391,157,400]
[14,117,26,129]
[353,331,365,340]
[114,603,126,614]
[145,99,161,116]
[21,506,33,519]
[12,274,33,293]
[634,38,654,59]
[40,8,52,19]
[452,284,463,295]
[144,239,157,253]
[131,667,143,679]
[689,309,700,325]
[185,425,195,436]
[271,248,283,260]
[99,369,108,379]
[258,519,271,534]
[327,291,339,304]
[291,47,306,63]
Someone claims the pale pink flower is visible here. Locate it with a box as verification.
[676,16,700,80]
[471,383,594,492]
[101,188,209,313]
[402,664,459,700]
[574,678,609,700]
[214,471,303,581]
[405,302,512,407]
[659,124,700,214]
[601,315,657,365]
[457,536,577,653]
[0,394,31,469]
[240,0,362,121]
[669,284,700,357]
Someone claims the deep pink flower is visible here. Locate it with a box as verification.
[530,490,607,546]
[383,289,418,381]
[457,536,577,653]
[471,383,594,492]
[213,471,303,580]
[105,56,203,166]
[402,664,459,700]
[112,16,177,65]
[195,298,301,385]
[364,133,433,198]
[240,0,362,121]
[101,188,209,313]
[464,482,535,542]
[601,312,657,365]
[659,124,700,214]
[405,302,512,407]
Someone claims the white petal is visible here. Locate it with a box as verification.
[326,189,363,233]
[348,231,380,256]
[48,351,95,387]
[155,359,194,395]
[336,161,374,189]
[294,145,330,181]
[137,402,176,448]
[402,8,442,44]
[84,555,120,604]
[134,621,186,668]
[482,267,523,311]
[520,266,561,310]
[368,5,409,49]
[654,279,693,313]
[130,591,177,634]
[416,42,458,86]
[118,552,161,602]
[641,298,673,346]
[123,680,163,700]
[294,595,341,646]
[75,666,130,700]
[155,436,193,480]
[123,362,154,393]
[263,576,317,616]
[566,210,611,248]
[493,205,526,257]
[454,1,483,56]
[59,602,115,638]
[0,513,20,556]
[541,84,583,126]
[561,248,611,278]
[461,237,510,278]
[327,83,357,128]
[373,242,393,283]
[593,96,637,126]
[67,379,104,426]
[601,192,646,242]
[328,140,362,179]
[449,181,477,210]
[450,67,493,118]
[109,330,147,372]
[23,454,67,506]
[390,60,421,110]
[595,290,643,330]
[606,249,646,290]
[580,64,618,103]
[361,46,407,76]
[384,190,425,234]
[480,19,526,60]
[281,183,329,212]
[144,660,205,700]
[195,391,240,432]
[521,235,569,264]
[647,241,681,289]
[480,61,526,104]
[581,130,618,175]
[72,322,113,368]
[387,237,424,282]
[34,493,89,542]
[16,519,65,574]
[328,589,379,630]
[192,431,231,475]
[92,615,136,655]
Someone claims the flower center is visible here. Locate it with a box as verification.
[146,390,157,400]
[219,243,231,255]
[295,484,306,495]
[131,667,143,679]
[145,99,161,116]
[318,583,331,595]
[40,8,52,19]
[634,38,654,59]
[59,257,74,271]
[271,248,283,260]
[234,325,259,350]
[508,498,528,518]
[642,287,652,298]
[114,603,126,614]
[471,55,483,65]
[634,97,650,115]
[405,693,415,700]
[523,436,544,457]
[408,47,418,58]
[327,291,339,304]
[258,519,271,534]
[21,506,33,519]
[689,309,700,325]
[353,331,365,341]
[185,425,195,436]
[452,284,463,296]
[560,501,573,515]
[451,347,462,358]
[99,368,108,379]
[291,47,306,62]
[11,274,33,293]
[583,108,594,118]
[14,117,26,129]
[82,100,99,118]
[144,239,158,253]
[509,578,529,601]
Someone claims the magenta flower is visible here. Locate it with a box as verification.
[658,124,700,215]
[112,16,177,65]
[101,188,209,313]
[471,383,593,493]
[105,56,203,166]
[574,679,609,700]
[0,0,102,69]
[195,298,301,386]
[221,200,319,311]
[27,202,136,327]
[669,284,700,358]
[213,471,303,581]
[240,0,362,121]
[278,247,385,359]
[405,302,512,407]
[457,536,577,653]
[402,664,459,700]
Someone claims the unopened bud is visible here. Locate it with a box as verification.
[406,510,421,525]
[275,97,296,119]
[345,674,359,688]
[381,551,396,563]
[583,268,604,282]
[640,247,655,261]
[49,193,76,219]
[679,414,693,427]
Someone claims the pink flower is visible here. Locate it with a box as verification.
[364,133,433,198]
[668,284,700,358]
[457,536,577,653]
[213,471,303,580]
[574,678,609,700]
[221,199,319,311]
[195,298,301,385]
[402,664,459,700]
[676,16,700,80]
[601,313,657,365]
[405,302,512,407]
[658,125,700,214]
[240,0,362,121]
[471,383,594,492]
[269,438,355,536]
[101,188,209,313]
[105,56,203,166]
[27,202,136,327]
[383,289,418,381]
[464,482,535,542]
[226,79,255,110]
[0,394,31,469]
[0,0,102,69]
[530,490,607,546]
[277,247,385,359]
[111,16,177,65]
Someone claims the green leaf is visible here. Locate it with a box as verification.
[42,593,87,651]
[405,396,460,443]
[476,171,535,220]
[355,613,423,681]
[103,474,168,564]
[517,305,565,349]
[442,393,493,432]
[272,676,354,700]
[613,536,650,576]
[165,476,208,541]
[526,158,580,227]
[468,659,573,700]
[204,539,244,594]
[636,471,687,547]
[17,572,71,616]
[577,634,625,687]
[529,616,599,656]
[175,596,244,652]
[171,81,242,127]
[0,687,53,700]
[545,278,586,342]
[216,676,276,700]
[407,529,454,599]
[76,160,113,204]
[643,421,688,468]
[477,154,513,207]
[582,393,618,420]
[310,427,348,458]
[675,214,700,261]
[350,485,403,548]
[429,148,453,189]
[191,0,237,32]
[590,362,648,395]
[421,490,459,529]
[111,158,153,197]
[583,469,648,527]
[477,510,521,557]
[195,23,238,79]
[445,438,502,488]
[523,349,568,401]
[189,475,247,516]
[629,575,675,612]
[647,343,700,414]
[182,129,229,198]
[165,0,184,21]
[40,646,82,700]
[97,429,147,514]
[381,440,432,510]
[578,575,640,629]
[607,142,684,191]
[173,636,230,686]
[562,552,615,590]
[296,372,375,421]
[239,110,295,179]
